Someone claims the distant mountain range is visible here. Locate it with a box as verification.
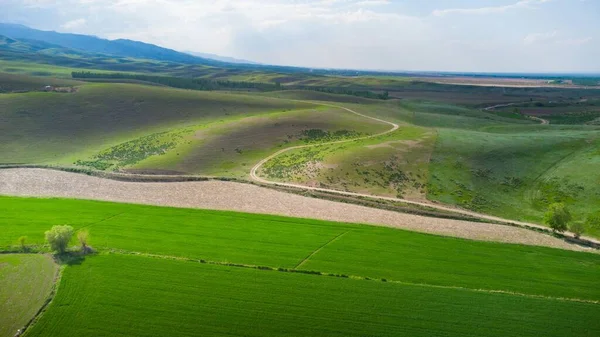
[0,23,252,66]
[184,51,258,65]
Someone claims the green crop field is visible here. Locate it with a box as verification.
[0,254,57,337]
[2,197,600,301]
[25,254,600,337]
[1,197,599,336]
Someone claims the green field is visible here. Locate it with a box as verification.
[1,197,599,336]
[2,197,600,301]
[0,254,57,337]
[25,254,600,337]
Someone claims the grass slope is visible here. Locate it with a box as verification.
[0,81,312,164]
[260,125,435,199]
[2,197,599,301]
[0,254,57,337]
[428,127,600,234]
[25,254,600,337]
[132,106,388,177]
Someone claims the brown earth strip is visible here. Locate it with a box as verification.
[0,168,594,253]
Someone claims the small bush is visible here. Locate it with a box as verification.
[544,203,572,233]
[77,230,90,253]
[18,236,27,252]
[45,225,74,254]
[570,221,585,239]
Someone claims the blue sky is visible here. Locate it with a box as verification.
[1,0,598,72]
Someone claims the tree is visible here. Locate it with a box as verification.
[77,230,90,253]
[18,236,27,252]
[544,203,572,233]
[45,225,74,254]
[570,222,585,239]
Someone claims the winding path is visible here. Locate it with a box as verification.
[483,101,549,124]
[249,102,597,245]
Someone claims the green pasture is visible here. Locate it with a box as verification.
[0,254,57,337]
[428,128,600,234]
[260,125,435,198]
[2,197,599,301]
[25,254,600,337]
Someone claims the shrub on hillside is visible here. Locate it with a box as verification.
[45,225,74,254]
[544,203,572,233]
[570,221,585,239]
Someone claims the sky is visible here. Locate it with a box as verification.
[1,0,599,73]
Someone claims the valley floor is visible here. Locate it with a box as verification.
[0,168,592,252]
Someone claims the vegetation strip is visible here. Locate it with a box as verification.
[102,249,599,305]
[293,230,351,269]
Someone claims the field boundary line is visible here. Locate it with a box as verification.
[75,212,127,231]
[293,230,351,270]
[100,249,600,305]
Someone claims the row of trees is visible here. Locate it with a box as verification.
[544,203,598,239]
[72,71,280,91]
[71,71,391,100]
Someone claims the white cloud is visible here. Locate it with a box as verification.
[523,30,557,45]
[60,18,86,30]
[559,37,592,46]
[1,0,598,72]
[524,31,592,47]
[432,0,550,17]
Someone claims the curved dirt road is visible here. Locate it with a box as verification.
[250,103,595,245]
[483,102,549,124]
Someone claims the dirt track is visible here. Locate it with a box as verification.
[0,168,593,252]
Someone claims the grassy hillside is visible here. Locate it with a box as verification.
[2,197,599,301]
[260,125,435,199]
[428,127,600,234]
[0,254,57,337]
[26,254,600,337]
[2,71,599,233]
[0,80,308,164]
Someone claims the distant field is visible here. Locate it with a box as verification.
[0,254,57,337]
[25,254,600,337]
[0,72,83,92]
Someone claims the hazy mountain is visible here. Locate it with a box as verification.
[184,51,259,65]
[0,23,222,65]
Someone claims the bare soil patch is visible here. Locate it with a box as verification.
[0,168,593,252]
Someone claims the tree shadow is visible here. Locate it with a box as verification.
[53,250,96,266]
